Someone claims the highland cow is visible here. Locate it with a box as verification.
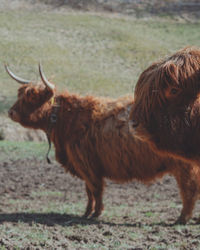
[6,64,200,224]
[130,47,200,165]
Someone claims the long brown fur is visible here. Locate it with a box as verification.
[130,47,200,164]
[8,74,200,224]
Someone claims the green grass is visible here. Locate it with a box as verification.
[31,190,63,198]
[0,140,54,161]
[1,6,200,249]
[0,9,200,115]
[6,198,84,215]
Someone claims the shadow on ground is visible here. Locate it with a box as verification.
[0,212,196,227]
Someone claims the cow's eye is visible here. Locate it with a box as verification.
[170,88,178,95]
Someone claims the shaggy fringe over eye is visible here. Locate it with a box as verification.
[17,83,54,112]
[132,47,200,124]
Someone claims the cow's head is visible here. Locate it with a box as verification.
[7,64,55,126]
[130,47,200,164]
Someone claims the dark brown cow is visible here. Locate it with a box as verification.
[6,64,200,224]
[130,47,200,165]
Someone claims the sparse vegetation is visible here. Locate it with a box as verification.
[0,6,200,115]
[0,1,200,249]
[0,140,54,161]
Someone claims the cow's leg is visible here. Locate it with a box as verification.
[173,166,199,224]
[83,184,95,218]
[91,178,104,218]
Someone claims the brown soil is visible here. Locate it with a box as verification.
[0,158,200,248]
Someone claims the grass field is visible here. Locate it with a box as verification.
[1,3,200,249]
[0,8,200,115]
[0,140,53,161]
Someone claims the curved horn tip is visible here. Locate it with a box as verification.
[4,64,10,72]
[38,63,55,90]
[5,65,30,85]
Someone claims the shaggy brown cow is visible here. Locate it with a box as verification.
[130,47,200,165]
[6,64,200,224]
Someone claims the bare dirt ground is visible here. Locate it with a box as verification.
[1,158,200,248]
[1,0,200,248]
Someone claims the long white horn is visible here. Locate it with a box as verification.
[39,63,55,90]
[5,65,30,84]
